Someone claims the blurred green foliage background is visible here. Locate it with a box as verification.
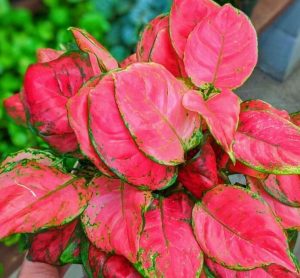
[0,0,255,160]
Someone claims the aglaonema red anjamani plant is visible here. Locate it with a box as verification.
[2,0,300,277]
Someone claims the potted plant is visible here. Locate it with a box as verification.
[1,0,300,277]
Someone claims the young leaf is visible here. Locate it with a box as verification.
[103,256,141,278]
[114,63,201,165]
[67,77,115,177]
[184,4,257,89]
[137,15,183,77]
[192,185,297,272]
[81,176,152,262]
[27,220,80,265]
[36,48,64,63]
[0,161,90,239]
[263,175,300,207]
[23,51,94,153]
[3,93,26,125]
[138,193,203,277]
[69,27,118,72]
[183,89,240,161]
[88,74,177,190]
[233,110,300,174]
[169,0,220,59]
[178,139,218,198]
[247,177,300,230]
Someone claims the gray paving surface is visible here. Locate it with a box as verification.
[237,65,300,113]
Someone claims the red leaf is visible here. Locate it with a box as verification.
[248,177,300,230]
[103,256,141,278]
[137,15,184,77]
[114,63,201,165]
[138,193,203,277]
[70,27,118,72]
[178,139,218,198]
[233,110,300,174]
[3,93,26,125]
[184,4,257,89]
[263,175,300,207]
[228,160,268,179]
[0,161,89,238]
[241,100,290,120]
[291,112,300,127]
[67,77,114,177]
[120,54,137,68]
[27,220,79,265]
[170,0,220,59]
[266,264,299,278]
[193,185,296,272]
[183,90,240,161]
[206,258,273,277]
[81,176,152,262]
[40,133,79,154]
[23,52,94,153]
[81,239,108,278]
[36,48,63,63]
[88,74,177,189]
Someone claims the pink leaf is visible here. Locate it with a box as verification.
[170,0,220,58]
[81,176,152,262]
[192,185,296,272]
[103,256,141,278]
[184,4,257,89]
[114,63,201,165]
[137,15,168,61]
[138,193,203,277]
[88,74,177,189]
[120,54,137,68]
[36,48,64,63]
[178,139,218,198]
[183,89,240,161]
[137,15,184,77]
[233,110,300,174]
[3,93,26,125]
[247,177,300,230]
[69,27,118,72]
[263,175,300,207]
[206,258,273,277]
[27,220,79,265]
[23,52,94,153]
[241,100,290,120]
[67,77,114,177]
[0,148,62,172]
[0,161,90,238]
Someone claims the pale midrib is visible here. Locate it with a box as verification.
[1,177,80,226]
